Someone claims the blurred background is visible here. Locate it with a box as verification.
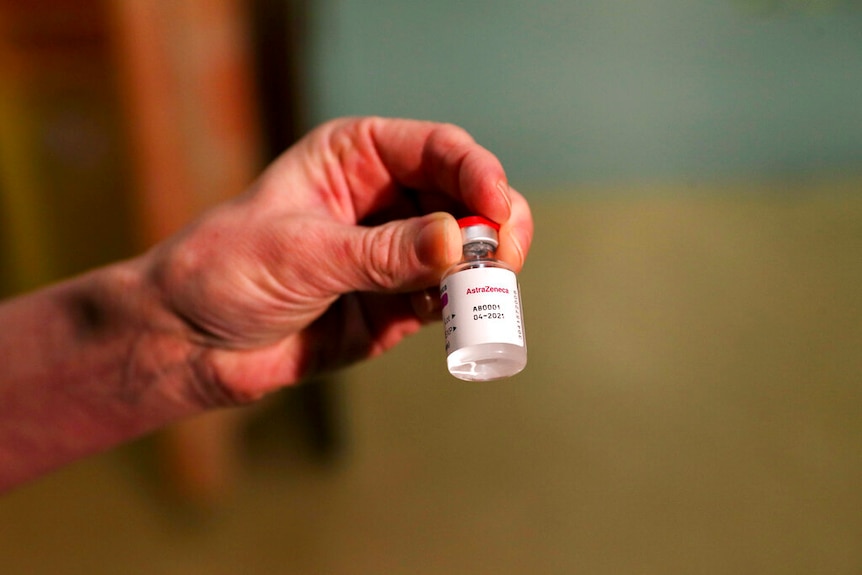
[1,0,861,573]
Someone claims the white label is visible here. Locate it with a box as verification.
[440,266,524,355]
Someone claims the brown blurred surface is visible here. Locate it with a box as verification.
[0,0,133,294]
[1,189,860,574]
[0,0,307,508]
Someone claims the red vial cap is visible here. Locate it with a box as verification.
[457,215,499,248]
[457,215,500,231]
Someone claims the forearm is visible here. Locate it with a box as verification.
[0,258,203,492]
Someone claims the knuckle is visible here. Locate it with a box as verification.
[359,224,404,290]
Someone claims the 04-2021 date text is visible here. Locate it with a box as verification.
[473,304,504,321]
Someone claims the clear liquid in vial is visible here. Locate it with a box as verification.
[441,216,527,381]
[446,342,527,381]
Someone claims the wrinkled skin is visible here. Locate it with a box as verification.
[145,117,534,404]
[0,117,534,491]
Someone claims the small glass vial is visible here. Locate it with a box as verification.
[440,216,527,381]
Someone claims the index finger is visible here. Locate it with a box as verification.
[335,117,513,225]
[378,118,512,221]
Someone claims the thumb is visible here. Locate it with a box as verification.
[324,212,461,294]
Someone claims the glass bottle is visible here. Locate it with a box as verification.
[440,216,527,381]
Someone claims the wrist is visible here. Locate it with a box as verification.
[71,256,207,421]
[0,257,207,490]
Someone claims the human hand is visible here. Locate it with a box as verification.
[144,117,533,404]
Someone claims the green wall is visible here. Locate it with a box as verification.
[306,0,862,191]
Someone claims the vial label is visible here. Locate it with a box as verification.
[441,267,524,355]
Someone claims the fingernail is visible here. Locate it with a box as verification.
[496,180,513,220]
[416,213,458,267]
[411,287,442,322]
[508,228,526,270]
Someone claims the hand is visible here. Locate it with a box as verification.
[144,117,533,404]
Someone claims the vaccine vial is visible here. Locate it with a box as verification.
[440,216,527,381]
